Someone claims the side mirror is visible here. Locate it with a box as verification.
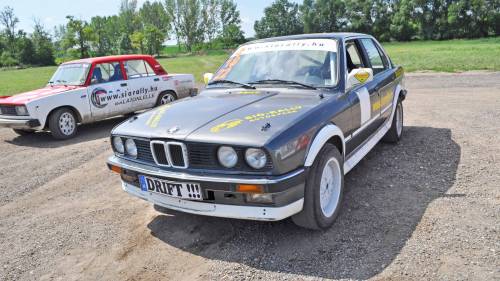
[346,68,373,89]
[203,73,214,85]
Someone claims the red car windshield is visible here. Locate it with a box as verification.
[48,63,91,86]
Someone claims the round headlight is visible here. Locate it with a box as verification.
[125,138,137,158]
[113,136,125,154]
[217,146,238,168]
[245,148,267,169]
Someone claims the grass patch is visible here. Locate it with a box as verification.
[383,37,500,72]
[1,37,498,96]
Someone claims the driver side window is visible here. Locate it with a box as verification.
[345,41,364,74]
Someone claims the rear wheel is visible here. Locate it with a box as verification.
[292,143,344,230]
[12,129,35,136]
[48,108,78,140]
[383,99,403,143]
[156,91,177,106]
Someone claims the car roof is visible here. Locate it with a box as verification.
[245,32,370,45]
[62,54,155,65]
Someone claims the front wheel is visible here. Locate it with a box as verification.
[48,108,78,140]
[292,143,344,230]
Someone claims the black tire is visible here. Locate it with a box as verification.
[48,108,78,140]
[156,91,177,106]
[12,129,35,136]
[382,99,404,143]
[292,143,344,230]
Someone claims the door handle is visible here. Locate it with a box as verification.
[120,83,127,87]
[154,78,159,82]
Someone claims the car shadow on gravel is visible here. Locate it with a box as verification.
[146,126,460,280]
[4,116,128,148]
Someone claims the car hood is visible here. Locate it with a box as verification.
[113,88,328,147]
[0,85,82,105]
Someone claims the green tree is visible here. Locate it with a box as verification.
[119,0,139,53]
[139,1,169,54]
[300,0,347,33]
[391,0,418,41]
[0,6,19,53]
[130,30,145,53]
[66,16,92,58]
[165,0,204,52]
[219,0,244,47]
[31,20,55,65]
[202,0,220,47]
[89,16,112,56]
[16,32,35,65]
[254,0,303,39]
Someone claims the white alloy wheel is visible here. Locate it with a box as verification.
[396,102,403,137]
[160,93,175,104]
[59,112,76,136]
[319,157,342,218]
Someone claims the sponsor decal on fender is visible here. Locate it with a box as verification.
[354,71,370,83]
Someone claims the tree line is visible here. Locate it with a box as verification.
[255,0,500,41]
[0,0,244,67]
[0,0,499,68]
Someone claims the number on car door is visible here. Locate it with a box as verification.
[87,61,129,120]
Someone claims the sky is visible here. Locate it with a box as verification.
[0,0,301,38]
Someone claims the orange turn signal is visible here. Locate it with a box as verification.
[236,184,264,193]
[109,165,122,174]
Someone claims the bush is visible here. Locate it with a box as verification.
[0,51,19,67]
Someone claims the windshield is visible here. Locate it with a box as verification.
[211,39,338,88]
[48,63,91,86]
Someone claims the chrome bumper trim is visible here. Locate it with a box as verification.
[107,155,304,184]
[0,117,35,129]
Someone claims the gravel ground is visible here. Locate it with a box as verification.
[0,72,499,281]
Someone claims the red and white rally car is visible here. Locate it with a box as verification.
[0,55,196,139]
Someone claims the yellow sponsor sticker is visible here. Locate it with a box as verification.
[146,105,170,128]
[244,105,303,122]
[210,119,243,133]
[354,71,370,83]
[210,105,303,133]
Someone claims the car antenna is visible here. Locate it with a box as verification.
[261,122,271,131]
[319,93,324,99]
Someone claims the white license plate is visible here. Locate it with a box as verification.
[138,175,202,200]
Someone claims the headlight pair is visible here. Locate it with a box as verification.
[217,146,267,169]
[113,136,137,158]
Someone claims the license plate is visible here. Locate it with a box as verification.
[138,175,202,200]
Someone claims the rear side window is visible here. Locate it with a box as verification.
[91,62,123,84]
[124,60,156,79]
[360,39,388,75]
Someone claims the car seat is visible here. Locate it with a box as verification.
[92,67,103,84]
[109,64,123,81]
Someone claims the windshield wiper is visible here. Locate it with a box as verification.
[249,79,317,90]
[208,79,256,89]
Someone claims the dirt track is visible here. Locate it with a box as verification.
[0,72,499,280]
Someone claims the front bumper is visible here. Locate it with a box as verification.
[0,117,40,129]
[107,155,306,221]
